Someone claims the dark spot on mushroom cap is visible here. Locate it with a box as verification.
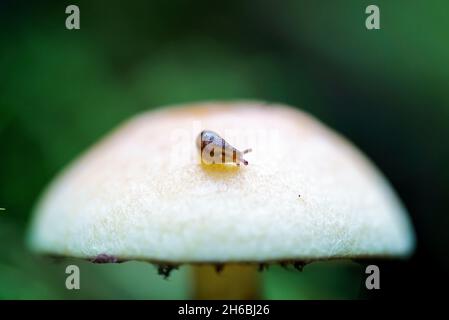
[258,263,269,272]
[215,264,225,274]
[257,261,309,272]
[157,264,179,279]
[91,254,118,263]
[293,261,306,272]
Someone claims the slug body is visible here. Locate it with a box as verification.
[196,130,252,166]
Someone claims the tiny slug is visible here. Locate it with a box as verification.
[196,130,252,166]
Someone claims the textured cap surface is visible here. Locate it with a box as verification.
[28,102,416,263]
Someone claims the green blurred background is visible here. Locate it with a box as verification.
[1,0,448,299]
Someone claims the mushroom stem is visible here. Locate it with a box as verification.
[193,264,260,299]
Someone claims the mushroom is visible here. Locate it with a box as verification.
[27,101,415,299]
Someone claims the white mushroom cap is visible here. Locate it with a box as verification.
[28,102,415,263]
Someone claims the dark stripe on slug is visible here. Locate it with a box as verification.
[222,138,225,163]
[200,132,204,162]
